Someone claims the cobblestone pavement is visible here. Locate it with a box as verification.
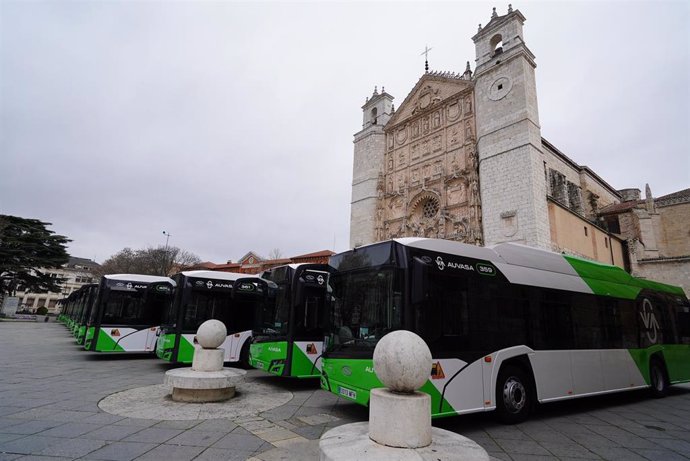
[1,322,689,460]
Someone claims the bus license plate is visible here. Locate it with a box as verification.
[339,386,357,400]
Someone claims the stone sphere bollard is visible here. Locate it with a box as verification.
[372,329,432,393]
[165,319,246,403]
[319,329,490,461]
[370,330,433,448]
[196,319,227,349]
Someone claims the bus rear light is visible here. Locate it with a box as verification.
[567,390,573,395]
[484,356,492,363]
[484,400,491,405]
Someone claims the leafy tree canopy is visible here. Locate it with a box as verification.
[0,215,71,295]
[97,246,201,277]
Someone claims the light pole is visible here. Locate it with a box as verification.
[162,231,173,276]
[162,231,172,250]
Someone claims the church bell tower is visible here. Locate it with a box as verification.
[350,87,394,248]
[473,6,551,249]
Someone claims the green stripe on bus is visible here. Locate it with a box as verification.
[629,345,690,385]
[250,341,289,376]
[177,336,195,363]
[323,358,456,417]
[290,343,320,378]
[94,329,125,352]
[564,255,685,299]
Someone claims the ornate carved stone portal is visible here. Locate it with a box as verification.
[375,74,483,245]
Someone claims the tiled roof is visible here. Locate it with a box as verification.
[291,250,335,259]
[598,200,641,215]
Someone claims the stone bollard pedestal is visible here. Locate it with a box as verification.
[164,320,246,403]
[319,330,490,460]
[369,388,431,448]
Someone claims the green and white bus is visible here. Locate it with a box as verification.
[60,291,78,330]
[84,274,175,353]
[74,284,99,345]
[156,271,272,365]
[320,238,690,423]
[249,264,333,378]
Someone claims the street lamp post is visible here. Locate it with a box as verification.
[162,231,173,276]
[162,230,172,250]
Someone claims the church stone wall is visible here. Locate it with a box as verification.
[633,259,690,298]
[374,77,482,244]
[659,202,690,257]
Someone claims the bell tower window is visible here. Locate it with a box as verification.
[371,107,378,125]
[490,34,503,56]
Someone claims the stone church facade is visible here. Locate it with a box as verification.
[350,6,632,270]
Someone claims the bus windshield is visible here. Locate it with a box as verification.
[328,267,403,350]
[102,288,171,326]
[182,291,233,331]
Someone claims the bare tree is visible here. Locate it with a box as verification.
[97,246,201,277]
[268,248,283,260]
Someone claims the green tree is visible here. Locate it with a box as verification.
[0,215,71,295]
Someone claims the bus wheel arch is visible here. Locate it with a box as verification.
[494,357,535,424]
[649,354,669,398]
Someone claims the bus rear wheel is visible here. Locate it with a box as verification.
[495,365,532,424]
[239,341,251,369]
[649,359,669,398]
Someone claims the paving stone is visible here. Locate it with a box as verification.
[12,456,73,461]
[151,420,201,430]
[539,441,596,458]
[85,441,157,461]
[0,435,64,455]
[211,432,266,452]
[494,438,552,456]
[252,428,300,443]
[292,424,326,440]
[631,448,690,461]
[0,433,25,444]
[295,413,340,426]
[37,438,108,458]
[255,438,319,460]
[121,427,183,443]
[133,443,205,461]
[194,448,254,461]
[0,454,21,461]
[165,430,226,447]
[111,418,160,428]
[81,425,145,441]
[2,420,63,435]
[40,422,104,438]
[190,419,238,432]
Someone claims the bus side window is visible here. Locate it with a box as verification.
[572,294,603,349]
[536,289,574,350]
[677,303,690,344]
[618,299,638,348]
[415,271,468,354]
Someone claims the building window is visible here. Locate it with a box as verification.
[584,227,588,237]
[422,198,439,218]
[605,237,609,248]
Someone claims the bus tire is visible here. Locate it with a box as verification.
[649,358,669,398]
[495,365,532,424]
[239,341,251,369]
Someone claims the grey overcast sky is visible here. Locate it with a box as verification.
[1,1,688,264]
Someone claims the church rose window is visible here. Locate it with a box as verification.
[422,198,439,218]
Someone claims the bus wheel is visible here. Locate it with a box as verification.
[239,342,251,369]
[649,359,669,398]
[495,365,532,424]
